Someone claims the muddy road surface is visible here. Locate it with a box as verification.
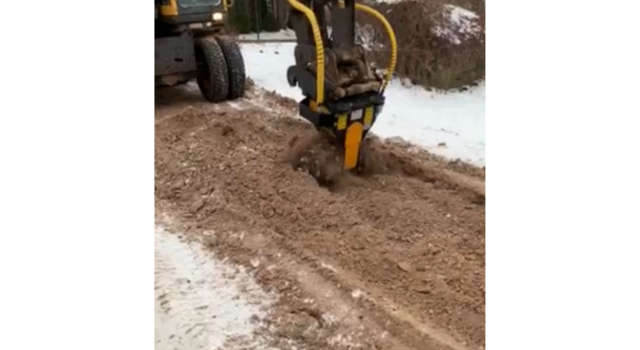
[155,83,485,350]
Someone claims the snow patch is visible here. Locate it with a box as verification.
[320,261,338,272]
[328,333,361,348]
[433,4,482,45]
[155,226,275,350]
[355,23,385,51]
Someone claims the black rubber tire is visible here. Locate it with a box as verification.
[194,36,229,103]
[214,36,246,100]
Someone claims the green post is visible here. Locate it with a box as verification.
[254,0,261,40]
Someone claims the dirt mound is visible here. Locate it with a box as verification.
[358,0,485,90]
[155,93,485,349]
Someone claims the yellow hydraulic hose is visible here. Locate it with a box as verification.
[223,0,233,10]
[286,0,325,105]
[355,3,397,93]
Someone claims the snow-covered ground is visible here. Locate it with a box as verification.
[155,225,275,350]
[238,29,296,42]
[241,43,485,166]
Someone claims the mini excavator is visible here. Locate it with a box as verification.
[285,0,397,172]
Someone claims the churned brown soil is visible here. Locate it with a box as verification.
[155,84,485,350]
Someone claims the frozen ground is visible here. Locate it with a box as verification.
[154,225,275,350]
[240,42,485,166]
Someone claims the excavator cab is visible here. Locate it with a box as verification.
[155,0,227,24]
[286,0,396,172]
[155,0,246,103]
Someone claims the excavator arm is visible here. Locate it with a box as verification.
[285,0,397,171]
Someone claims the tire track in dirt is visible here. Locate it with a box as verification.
[154,224,275,350]
[154,85,485,350]
[156,206,461,350]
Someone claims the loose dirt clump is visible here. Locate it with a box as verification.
[285,129,345,187]
[155,90,485,349]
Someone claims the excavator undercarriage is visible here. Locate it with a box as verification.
[285,0,397,172]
